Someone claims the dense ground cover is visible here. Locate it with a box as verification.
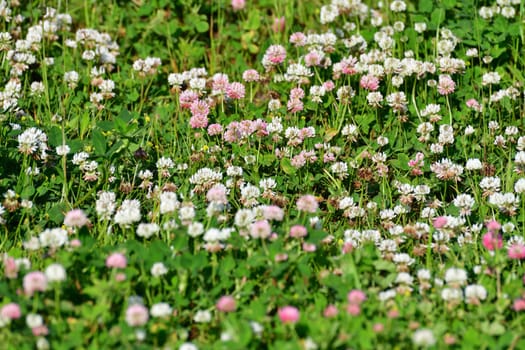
[1,0,525,348]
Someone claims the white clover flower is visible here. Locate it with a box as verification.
[39,228,68,248]
[168,73,184,87]
[64,70,79,88]
[193,310,211,323]
[482,72,501,86]
[390,0,407,12]
[377,136,389,146]
[378,289,397,301]
[30,81,45,96]
[17,127,48,156]
[150,262,168,277]
[319,5,339,24]
[136,223,159,239]
[414,22,427,33]
[417,269,431,280]
[114,199,141,227]
[45,263,66,283]
[412,328,436,347]
[81,50,95,60]
[441,287,463,301]
[23,237,41,251]
[163,220,179,231]
[259,178,277,191]
[179,343,198,350]
[159,191,179,214]
[56,144,70,156]
[514,178,525,194]
[488,192,519,213]
[284,63,313,82]
[234,208,255,228]
[96,191,116,220]
[190,168,223,186]
[393,253,415,266]
[187,222,204,237]
[267,99,282,112]
[179,206,196,223]
[26,313,43,328]
[395,272,414,285]
[501,6,515,18]
[330,162,348,178]
[36,337,49,350]
[150,303,172,318]
[502,222,515,233]
[465,284,487,303]
[203,228,222,242]
[444,267,467,286]
[72,151,89,165]
[240,184,260,208]
[250,321,264,337]
[465,158,482,170]
[453,194,475,215]
[367,91,383,107]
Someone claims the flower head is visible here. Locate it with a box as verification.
[45,263,66,283]
[1,303,21,320]
[64,209,89,228]
[482,232,503,251]
[231,0,245,11]
[347,290,367,305]
[216,295,237,312]
[296,195,319,213]
[412,328,436,347]
[106,252,127,269]
[23,271,48,296]
[126,304,149,327]
[278,306,300,324]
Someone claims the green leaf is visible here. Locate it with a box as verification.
[248,44,259,54]
[92,130,107,156]
[481,321,505,336]
[246,9,261,30]
[114,117,128,134]
[127,90,139,102]
[430,8,445,29]
[280,158,297,175]
[80,113,91,136]
[490,45,506,59]
[323,128,338,142]
[20,185,35,198]
[419,0,433,12]
[390,154,411,171]
[508,22,521,37]
[296,260,312,278]
[118,108,133,123]
[96,121,114,132]
[195,21,209,33]
[441,0,456,9]
[106,139,127,158]
[36,185,49,196]
[220,255,236,276]
[260,153,276,166]
[47,126,63,147]
[463,328,482,346]
[373,260,396,272]
[48,203,67,224]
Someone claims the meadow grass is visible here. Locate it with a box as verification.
[1,0,525,348]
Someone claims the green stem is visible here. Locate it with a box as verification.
[55,286,61,319]
[445,94,453,125]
